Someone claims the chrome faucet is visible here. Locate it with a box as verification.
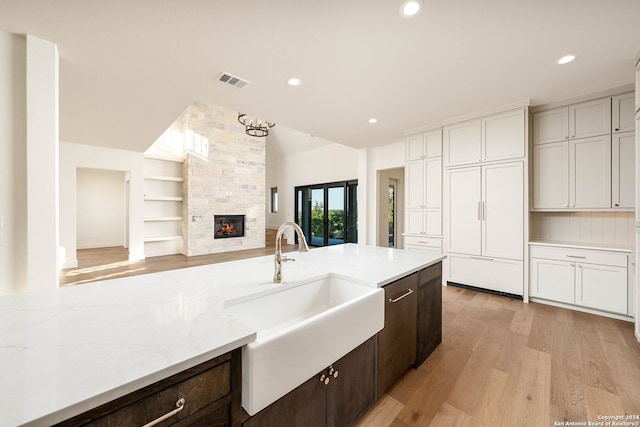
[274,222,309,283]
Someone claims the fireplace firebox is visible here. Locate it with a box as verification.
[214,215,245,239]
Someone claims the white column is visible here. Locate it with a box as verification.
[26,35,59,290]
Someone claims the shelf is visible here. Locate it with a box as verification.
[144,175,184,182]
[144,235,183,243]
[144,196,184,202]
[144,217,183,222]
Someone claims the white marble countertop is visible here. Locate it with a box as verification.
[0,244,444,426]
[529,239,634,253]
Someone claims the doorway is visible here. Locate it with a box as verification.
[377,168,404,248]
[295,180,358,247]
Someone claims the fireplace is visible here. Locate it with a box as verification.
[214,215,245,238]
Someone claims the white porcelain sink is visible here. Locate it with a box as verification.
[223,274,384,415]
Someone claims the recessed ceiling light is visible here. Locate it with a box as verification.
[400,0,423,18]
[368,118,378,124]
[287,77,302,86]
[557,54,576,65]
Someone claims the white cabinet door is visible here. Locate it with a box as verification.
[406,134,425,161]
[570,135,611,208]
[612,131,635,208]
[482,109,526,162]
[444,120,482,167]
[533,141,569,209]
[424,209,441,236]
[425,130,442,158]
[447,167,481,255]
[530,258,575,304]
[569,97,611,140]
[533,107,568,144]
[405,208,424,234]
[405,159,424,209]
[612,92,635,133]
[482,162,523,260]
[424,157,441,209]
[576,263,627,314]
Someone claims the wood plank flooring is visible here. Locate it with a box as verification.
[59,241,640,426]
[357,285,640,427]
[59,229,295,286]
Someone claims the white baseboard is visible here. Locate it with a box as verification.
[62,259,78,269]
[128,251,146,262]
[77,242,125,250]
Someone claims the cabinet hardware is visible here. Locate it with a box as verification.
[566,255,586,259]
[389,288,414,303]
[570,204,575,207]
[470,256,494,261]
[142,398,185,427]
[477,201,482,221]
[615,128,620,131]
[319,374,330,385]
[570,263,575,267]
[329,367,339,378]
[564,204,569,207]
[571,135,575,138]
[614,203,620,207]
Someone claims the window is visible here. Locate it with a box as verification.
[270,187,278,213]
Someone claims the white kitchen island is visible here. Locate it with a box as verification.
[0,244,444,426]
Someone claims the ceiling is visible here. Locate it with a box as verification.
[1,0,639,152]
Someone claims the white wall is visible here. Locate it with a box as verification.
[60,142,145,268]
[0,32,27,295]
[76,168,126,249]
[267,143,359,239]
[361,141,405,245]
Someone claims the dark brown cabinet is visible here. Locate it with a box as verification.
[416,262,442,367]
[56,350,239,427]
[377,273,418,394]
[243,337,376,427]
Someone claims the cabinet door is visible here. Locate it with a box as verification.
[406,134,425,160]
[569,97,611,139]
[378,274,418,395]
[612,132,635,208]
[405,208,425,234]
[612,92,635,133]
[424,209,442,236]
[425,157,441,209]
[327,337,376,427]
[570,136,611,208]
[416,263,442,367]
[530,258,575,304]
[482,109,526,162]
[425,129,442,158]
[533,107,568,144]
[444,120,482,166]
[533,141,569,209]
[447,167,481,255]
[405,159,425,208]
[243,374,326,427]
[576,263,627,314]
[482,162,523,260]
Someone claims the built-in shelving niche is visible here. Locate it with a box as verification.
[143,154,185,257]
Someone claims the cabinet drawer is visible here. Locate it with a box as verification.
[74,357,232,427]
[404,235,442,248]
[530,245,628,267]
[448,254,523,296]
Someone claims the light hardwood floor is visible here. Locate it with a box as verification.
[59,241,640,426]
[357,285,640,427]
[59,229,295,286]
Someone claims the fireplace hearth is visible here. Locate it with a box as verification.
[214,215,245,238]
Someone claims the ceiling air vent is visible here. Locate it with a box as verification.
[216,72,250,89]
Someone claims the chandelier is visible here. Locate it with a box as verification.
[238,113,276,137]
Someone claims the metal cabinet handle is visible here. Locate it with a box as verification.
[566,255,586,259]
[329,367,339,378]
[142,398,185,427]
[320,374,330,385]
[477,201,482,221]
[614,203,620,207]
[615,128,620,131]
[389,288,414,303]
[470,256,494,261]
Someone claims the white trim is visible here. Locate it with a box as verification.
[530,297,633,322]
[441,99,531,126]
[530,84,634,112]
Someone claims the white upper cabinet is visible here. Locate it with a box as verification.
[533,141,569,209]
[569,97,611,140]
[612,131,635,209]
[570,135,611,209]
[444,107,526,167]
[444,120,482,166]
[482,109,526,162]
[406,134,426,161]
[405,159,425,209]
[533,107,569,144]
[612,92,635,133]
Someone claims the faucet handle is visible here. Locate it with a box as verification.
[281,256,295,263]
